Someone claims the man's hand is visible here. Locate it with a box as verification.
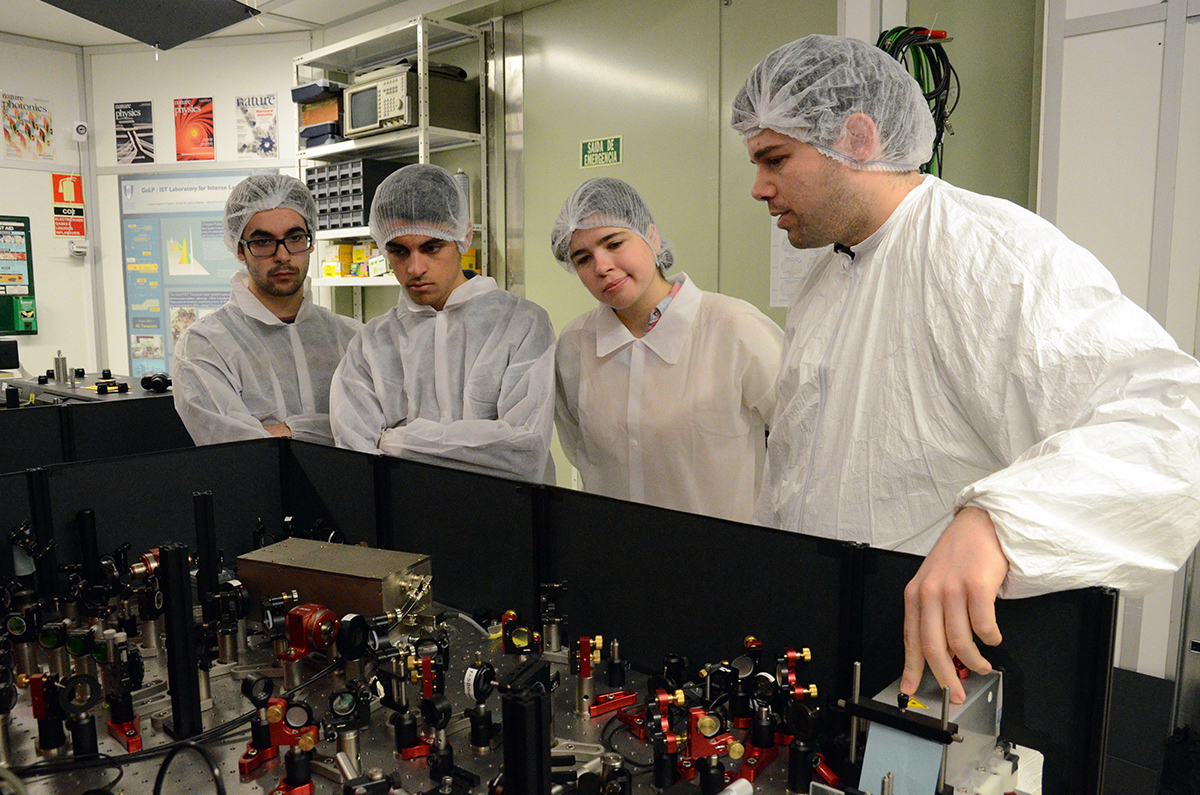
[901,507,1008,704]
[263,422,292,438]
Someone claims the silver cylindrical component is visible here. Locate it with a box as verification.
[344,658,364,683]
[217,630,238,665]
[576,670,594,716]
[53,351,67,382]
[602,752,623,780]
[545,621,562,652]
[338,730,360,773]
[335,746,360,781]
[938,686,950,794]
[48,647,70,678]
[237,618,249,655]
[14,643,38,679]
[0,715,11,767]
[849,661,861,764]
[140,619,159,654]
[881,772,894,795]
[282,658,302,691]
[198,668,212,702]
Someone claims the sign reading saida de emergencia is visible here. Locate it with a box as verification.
[581,136,622,168]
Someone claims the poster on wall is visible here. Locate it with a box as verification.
[118,171,267,376]
[114,101,154,164]
[2,93,54,162]
[0,215,37,335]
[174,97,214,161]
[236,94,278,159]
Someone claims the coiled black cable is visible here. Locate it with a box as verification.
[877,26,960,176]
[152,741,226,795]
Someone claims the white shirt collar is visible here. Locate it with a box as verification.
[399,274,498,316]
[229,270,312,325]
[594,272,701,363]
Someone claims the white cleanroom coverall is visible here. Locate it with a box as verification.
[556,273,783,523]
[756,175,1200,599]
[329,275,557,484]
[172,271,361,446]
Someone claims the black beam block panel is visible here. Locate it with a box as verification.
[44,439,283,574]
[381,458,536,619]
[545,487,845,697]
[279,441,377,547]
[0,404,65,473]
[62,396,193,462]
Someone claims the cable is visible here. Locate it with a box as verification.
[600,715,652,771]
[152,741,226,795]
[876,26,959,176]
[440,608,490,638]
[13,659,338,781]
[0,764,30,795]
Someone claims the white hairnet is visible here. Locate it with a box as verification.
[731,34,935,172]
[550,178,675,273]
[223,174,318,255]
[369,163,472,254]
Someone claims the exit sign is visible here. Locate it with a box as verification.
[581,136,621,168]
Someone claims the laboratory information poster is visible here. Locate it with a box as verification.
[174,97,214,161]
[2,93,53,162]
[0,215,36,336]
[236,94,278,159]
[114,100,154,164]
[119,171,266,376]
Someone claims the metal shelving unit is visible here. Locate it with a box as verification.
[295,16,489,320]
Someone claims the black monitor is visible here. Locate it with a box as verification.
[0,339,18,370]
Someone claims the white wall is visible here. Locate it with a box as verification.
[85,33,311,375]
[0,34,94,376]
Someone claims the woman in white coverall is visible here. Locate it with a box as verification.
[172,174,360,445]
[329,164,556,484]
[552,178,783,523]
[733,34,1200,701]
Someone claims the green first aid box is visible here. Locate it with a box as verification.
[10,296,36,333]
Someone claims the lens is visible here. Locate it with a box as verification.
[284,234,312,254]
[330,690,356,717]
[5,615,26,636]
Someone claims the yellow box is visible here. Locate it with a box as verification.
[461,247,477,273]
[352,243,371,264]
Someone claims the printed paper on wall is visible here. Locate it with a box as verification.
[2,93,54,162]
[174,97,214,161]
[115,100,154,164]
[236,94,278,159]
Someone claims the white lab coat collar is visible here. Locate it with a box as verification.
[229,270,314,326]
[594,272,701,363]
[399,274,498,315]
[841,174,933,261]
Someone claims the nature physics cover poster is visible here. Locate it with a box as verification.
[114,100,154,164]
[174,97,214,161]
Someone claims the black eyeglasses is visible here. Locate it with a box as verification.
[241,233,313,257]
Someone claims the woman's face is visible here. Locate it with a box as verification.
[567,224,662,311]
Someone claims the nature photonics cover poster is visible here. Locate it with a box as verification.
[2,93,53,161]
[174,97,214,161]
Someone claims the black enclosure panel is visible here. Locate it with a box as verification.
[0,472,30,578]
[380,458,537,619]
[281,441,377,546]
[546,487,845,695]
[62,396,193,462]
[44,439,283,579]
[0,404,66,473]
[861,547,1116,795]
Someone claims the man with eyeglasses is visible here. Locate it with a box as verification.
[173,174,361,445]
